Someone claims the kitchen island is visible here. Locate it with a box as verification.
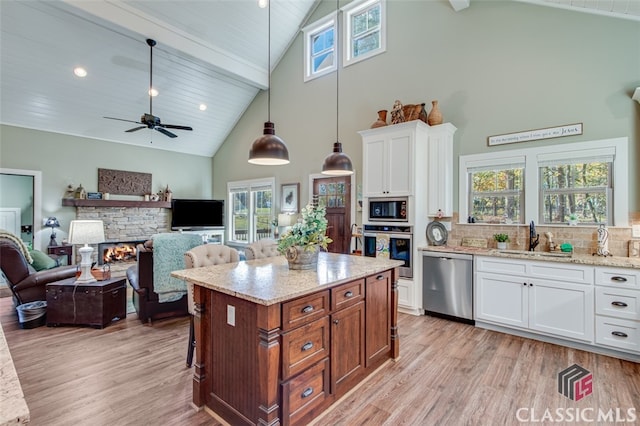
[172,252,402,425]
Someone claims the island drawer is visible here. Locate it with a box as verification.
[595,267,640,290]
[595,316,640,353]
[282,317,330,380]
[282,290,330,331]
[595,287,639,321]
[281,358,329,426]
[331,279,365,311]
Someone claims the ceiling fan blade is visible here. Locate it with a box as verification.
[155,127,177,138]
[125,126,147,133]
[162,124,193,131]
[104,116,142,125]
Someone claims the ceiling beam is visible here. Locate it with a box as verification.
[449,0,471,12]
[61,0,269,89]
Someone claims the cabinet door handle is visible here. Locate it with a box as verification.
[611,276,628,282]
[301,387,314,398]
[529,283,533,287]
[523,282,527,286]
[376,275,384,280]
[344,291,353,298]
[301,342,314,351]
[611,301,628,307]
[611,331,628,338]
[301,305,314,314]
[333,319,339,325]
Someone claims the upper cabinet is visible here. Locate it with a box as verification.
[360,121,424,197]
[359,121,456,215]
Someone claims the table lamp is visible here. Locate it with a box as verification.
[45,217,60,246]
[68,220,105,283]
[278,213,298,229]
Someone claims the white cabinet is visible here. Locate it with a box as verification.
[426,124,456,217]
[475,256,594,342]
[594,267,640,354]
[360,121,422,197]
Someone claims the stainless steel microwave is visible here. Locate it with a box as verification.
[367,197,408,222]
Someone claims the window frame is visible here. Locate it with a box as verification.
[468,164,525,224]
[342,0,386,68]
[302,12,337,82]
[459,138,629,227]
[227,177,275,244]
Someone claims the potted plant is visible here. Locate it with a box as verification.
[277,203,333,270]
[568,213,578,226]
[493,233,509,250]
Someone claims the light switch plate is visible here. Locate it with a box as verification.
[632,225,640,238]
[227,305,235,326]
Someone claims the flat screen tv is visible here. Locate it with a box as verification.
[171,199,224,230]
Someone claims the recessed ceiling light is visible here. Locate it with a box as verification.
[199,104,207,111]
[258,0,268,8]
[73,67,87,77]
[149,88,158,97]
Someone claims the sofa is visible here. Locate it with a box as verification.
[0,240,77,305]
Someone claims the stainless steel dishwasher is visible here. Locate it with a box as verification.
[422,251,474,323]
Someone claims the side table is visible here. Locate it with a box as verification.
[46,277,127,328]
[47,244,73,266]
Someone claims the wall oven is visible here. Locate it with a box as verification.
[363,225,412,278]
[367,197,408,222]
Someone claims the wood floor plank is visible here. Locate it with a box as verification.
[2,297,638,425]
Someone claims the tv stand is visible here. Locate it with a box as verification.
[178,229,224,245]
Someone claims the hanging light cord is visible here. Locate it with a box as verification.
[268,2,272,123]
[335,0,339,143]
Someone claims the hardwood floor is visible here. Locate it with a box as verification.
[2,296,638,426]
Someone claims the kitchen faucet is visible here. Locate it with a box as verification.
[529,221,540,251]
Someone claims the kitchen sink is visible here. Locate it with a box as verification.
[496,249,573,258]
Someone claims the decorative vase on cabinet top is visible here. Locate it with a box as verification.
[427,100,443,126]
[371,110,388,128]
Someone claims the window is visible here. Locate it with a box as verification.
[303,13,337,82]
[227,178,275,243]
[459,138,628,227]
[343,0,386,67]
[469,166,524,224]
[539,157,612,225]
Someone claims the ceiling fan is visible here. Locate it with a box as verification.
[104,38,192,138]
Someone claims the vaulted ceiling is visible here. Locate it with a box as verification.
[1,0,638,158]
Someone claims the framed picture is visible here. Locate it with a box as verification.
[281,183,299,213]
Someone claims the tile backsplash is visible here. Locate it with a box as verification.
[444,212,640,257]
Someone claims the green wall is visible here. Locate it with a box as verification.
[0,125,213,249]
[213,0,640,214]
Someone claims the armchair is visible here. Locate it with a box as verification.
[126,233,202,324]
[0,240,77,305]
[244,238,279,260]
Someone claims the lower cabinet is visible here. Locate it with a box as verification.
[475,256,594,343]
[280,274,393,425]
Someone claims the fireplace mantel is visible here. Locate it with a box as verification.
[62,199,171,208]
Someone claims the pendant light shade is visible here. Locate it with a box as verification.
[321,0,353,176]
[322,142,353,175]
[248,1,290,166]
[248,122,289,165]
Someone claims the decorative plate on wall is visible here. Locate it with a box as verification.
[426,221,448,246]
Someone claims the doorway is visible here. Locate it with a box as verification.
[312,175,352,254]
[0,168,42,249]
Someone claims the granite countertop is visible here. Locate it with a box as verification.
[0,323,30,425]
[172,252,404,306]
[419,245,640,270]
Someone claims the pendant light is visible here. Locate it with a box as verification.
[249,0,290,165]
[321,0,353,176]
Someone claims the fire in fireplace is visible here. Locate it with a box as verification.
[98,240,145,265]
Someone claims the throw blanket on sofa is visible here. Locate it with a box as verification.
[0,229,33,264]
[152,233,202,303]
